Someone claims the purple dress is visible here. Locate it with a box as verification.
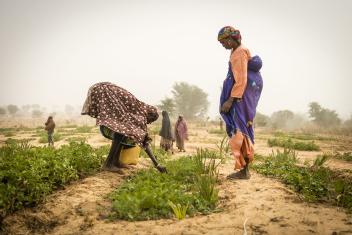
[220,55,263,144]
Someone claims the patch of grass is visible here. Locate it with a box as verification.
[268,138,320,151]
[0,141,108,220]
[253,149,352,211]
[75,126,93,133]
[273,131,336,141]
[3,132,15,137]
[4,138,35,145]
[208,129,224,135]
[65,136,87,142]
[62,124,77,128]
[109,150,219,221]
[38,131,63,143]
[216,135,230,162]
[320,152,352,162]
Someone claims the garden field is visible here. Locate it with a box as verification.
[0,117,352,235]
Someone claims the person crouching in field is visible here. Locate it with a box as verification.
[81,82,167,173]
[218,26,263,179]
[44,116,55,146]
[159,111,174,153]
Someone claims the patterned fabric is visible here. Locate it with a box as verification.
[217,26,242,42]
[82,82,159,145]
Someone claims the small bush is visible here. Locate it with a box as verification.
[0,141,108,220]
[253,149,352,211]
[267,138,320,151]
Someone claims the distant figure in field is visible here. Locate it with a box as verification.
[81,82,166,173]
[159,111,174,153]
[175,115,188,152]
[44,116,55,146]
[218,26,263,179]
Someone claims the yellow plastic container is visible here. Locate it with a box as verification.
[119,146,141,165]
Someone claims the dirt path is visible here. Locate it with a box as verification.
[3,155,352,235]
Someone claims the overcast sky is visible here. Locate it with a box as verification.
[0,0,351,119]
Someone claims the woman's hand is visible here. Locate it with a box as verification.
[221,97,241,113]
[156,164,167,173]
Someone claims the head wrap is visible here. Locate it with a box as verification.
[217,26,242,42]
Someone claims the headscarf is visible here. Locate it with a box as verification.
[217,26,242,42]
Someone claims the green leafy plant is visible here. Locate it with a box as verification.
[0,141,108,221]
[110,150,219,221]
[168,200,188,220]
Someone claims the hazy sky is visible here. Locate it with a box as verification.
[1,0,351,119]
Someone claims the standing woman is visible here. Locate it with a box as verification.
[175,115,188,152]
[218,26,263,179]
[44,116,55,146]
[82,82,166,173]
[159,111,174,153]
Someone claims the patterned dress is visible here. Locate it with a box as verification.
[82,82,159,145]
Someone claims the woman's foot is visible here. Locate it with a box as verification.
[115,162,133,169]
[227,169,250,180]
[102,165,125,174]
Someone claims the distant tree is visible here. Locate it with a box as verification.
[341,114,352,128]
[7,105,19,116]
[171,82,209,119]
[157,97,176,117]
[21,104,31,113]
[32,109,43,118]
[65,105,75,115]
[31,104,40,109]
[308,102,341,127]
[270,110,294,129]
[254,112,270,127]
[0,107,6,116]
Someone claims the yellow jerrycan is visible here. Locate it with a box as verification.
[119,145,141,165]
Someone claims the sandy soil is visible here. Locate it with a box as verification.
[1,121,352,235]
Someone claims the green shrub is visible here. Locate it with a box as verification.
[253,149,352,211]
[267,138,320,151]
[0,141,108,220]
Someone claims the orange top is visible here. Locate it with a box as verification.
[230,45,251,98]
